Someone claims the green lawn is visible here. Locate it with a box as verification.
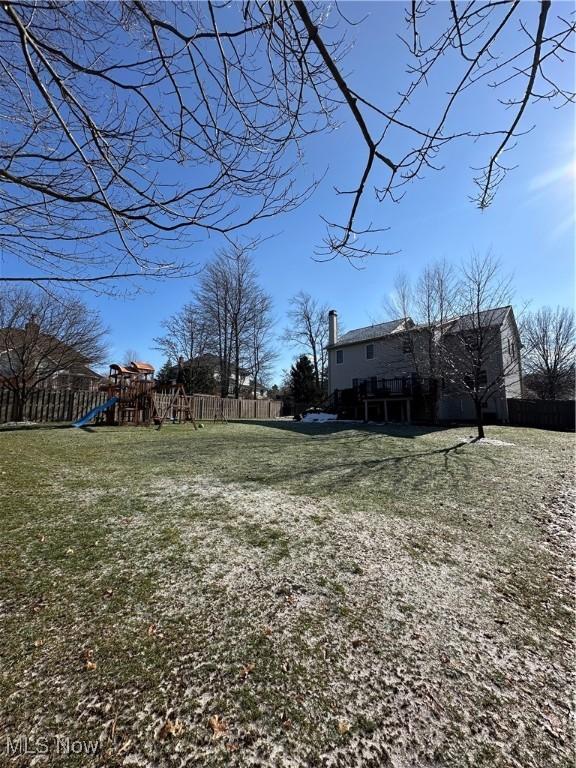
[0,421,573,767]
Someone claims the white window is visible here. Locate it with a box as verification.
[366,343,374,360]
[336,349,343,364]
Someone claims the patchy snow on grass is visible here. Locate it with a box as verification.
[301,412,338,423]
[2,424,573,768]
[62,474,568,768]
[459,435,516,446]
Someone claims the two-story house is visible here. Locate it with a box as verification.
[0,318,102,392]
[326,307,522,423]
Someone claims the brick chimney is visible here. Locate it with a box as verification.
[328,309,338,346]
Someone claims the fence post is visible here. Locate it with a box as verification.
[67,391,75,422]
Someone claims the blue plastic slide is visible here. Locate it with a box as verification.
[72,396,118,428]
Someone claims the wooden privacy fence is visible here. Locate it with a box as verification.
[0,388,281,424]
[0,389,108,424]
[153,392,282,422]
[507,398,575,432]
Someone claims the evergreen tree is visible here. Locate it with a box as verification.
[155,359,175,390]
[289,355,320,405]
[186,362,218,396]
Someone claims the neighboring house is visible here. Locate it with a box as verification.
[162,354,268,398]
[196,354,268,398]
[326,307,522,423]
[0,320,102,392]
[46,365,102,392]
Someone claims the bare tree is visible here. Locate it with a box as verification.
[153,303,212,392]
[0,2,318,289]
[158,243,276,398]
[193,252,234,398]
[0,287,107,420]
[283,292,330,391]
[1,2,573,284]
[122,348,141,367]
[387,262,456,422]
[387,254,523,436]
[245,292,277,400]
[193,243,257,399]
[522,307,575,399]
[443,254,521,438]
[199,244,277,398]
[226,247,261,399]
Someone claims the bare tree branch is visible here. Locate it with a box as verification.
[522,306,575,399]
[0,0,572,277]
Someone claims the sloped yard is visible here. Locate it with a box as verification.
[0,421,573,767]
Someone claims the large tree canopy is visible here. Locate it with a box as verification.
[1,1,573,285]
[154,242,276,398]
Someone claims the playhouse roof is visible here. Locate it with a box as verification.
[109,364,134,375]
[130,361,155,374]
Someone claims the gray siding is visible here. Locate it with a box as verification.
[328,307,523,423]
[329,333,416,392]
[440,328,508,421]
[500,312,523,399]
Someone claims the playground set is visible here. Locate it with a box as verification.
[72,360,202,429]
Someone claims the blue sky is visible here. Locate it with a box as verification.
[9,2,575,383]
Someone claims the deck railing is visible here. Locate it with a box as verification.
[352,376,435,398]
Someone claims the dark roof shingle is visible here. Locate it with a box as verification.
[330,318,406,347]
[331,307,513,348]
[444,306,511,333]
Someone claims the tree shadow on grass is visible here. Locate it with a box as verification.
[228,419,443,439]
[249,437,496,497]
[143,422,493,496]
[189,421,451,455]
[136,422,443,462]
